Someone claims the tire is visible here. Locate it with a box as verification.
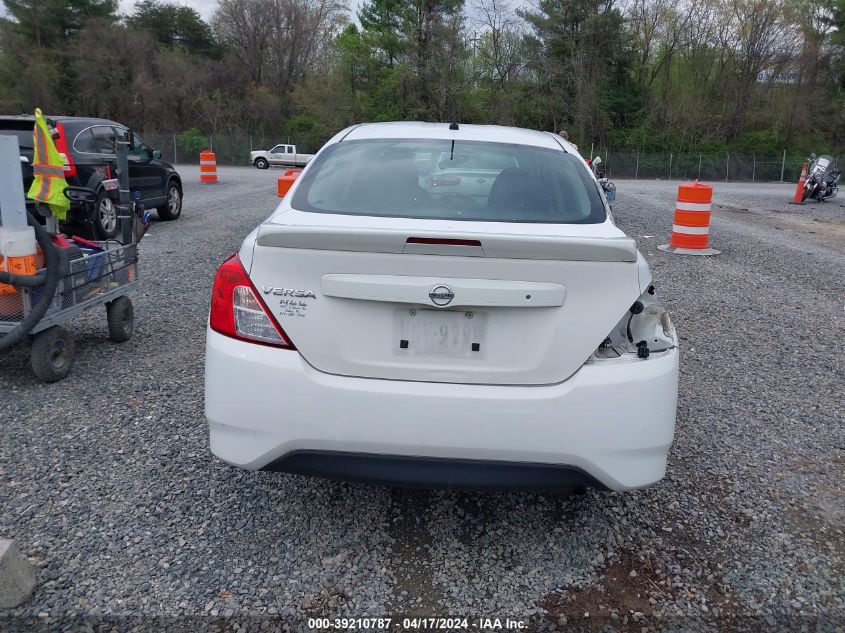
[31,326,75,383]
[94,190,119,239]
[157,180,182,221]
[254,158,269,170]
[107,296,134,342]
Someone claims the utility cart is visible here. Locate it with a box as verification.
[0,233,137,382]
[0,131,144,382]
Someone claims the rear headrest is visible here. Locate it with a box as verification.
[488,166,545,213]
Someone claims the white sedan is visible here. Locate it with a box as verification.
[205,122,679,491]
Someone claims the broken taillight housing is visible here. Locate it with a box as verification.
[591,286,676,360]
[209,253,295,348]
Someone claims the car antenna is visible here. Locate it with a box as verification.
[448,98,458,157]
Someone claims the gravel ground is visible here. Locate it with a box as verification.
[1,168,843,632]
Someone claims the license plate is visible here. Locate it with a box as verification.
[395,309,487,358]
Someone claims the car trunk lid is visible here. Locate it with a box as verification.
[249,214,641,385]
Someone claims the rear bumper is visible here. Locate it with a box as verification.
[205,329,679,491]
[263,451,606,491]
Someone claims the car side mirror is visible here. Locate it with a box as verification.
[152,149,161,159]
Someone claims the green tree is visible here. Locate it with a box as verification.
[0,0,117,111]
[404,0,466,117]
[1,0,843,155]
[335,22,406,120]
[1,0,117,48]
[521,0,635,145]
[126,0,221,58]
[177,127,210,155]
[358,0,408,66]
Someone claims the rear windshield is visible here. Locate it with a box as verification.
[290,139,606,224]
[0,126,35,151]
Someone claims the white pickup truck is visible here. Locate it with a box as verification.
[249,144,315,169]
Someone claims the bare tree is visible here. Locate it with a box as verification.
[472,0,523,88]
[213,0,347,98]
[715,0,794,138]
[626,0,692,86]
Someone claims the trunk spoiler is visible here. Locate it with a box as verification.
[255,225,637,262]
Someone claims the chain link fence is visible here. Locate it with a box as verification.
[139,131,830,184]
[594,150,821,183]
[140,133,320,167]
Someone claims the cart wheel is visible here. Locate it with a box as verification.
[31,326,75,383]
[107,296,134,342]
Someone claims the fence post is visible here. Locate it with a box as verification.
[173,134,177,165]
[780,149,786,182]
[752,154,756,182]
[589,142,594,161]
[669,152,673,180]
[635,150,639,180]
[725,153,729,182]
[698,154,702,180]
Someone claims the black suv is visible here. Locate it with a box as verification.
[1,115,182,238]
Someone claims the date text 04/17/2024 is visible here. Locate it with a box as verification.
[307,617,526,630]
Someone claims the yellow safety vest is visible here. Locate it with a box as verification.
[28,108,70,221]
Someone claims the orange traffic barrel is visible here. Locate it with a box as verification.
[790,162,808,204]
[200,150,217,184]
[657,181,720,256]
[277,169,302,197]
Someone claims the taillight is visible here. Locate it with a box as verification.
[53,122,77,177]
[209,253,295,349]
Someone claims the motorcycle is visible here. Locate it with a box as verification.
[802,153,840,202]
